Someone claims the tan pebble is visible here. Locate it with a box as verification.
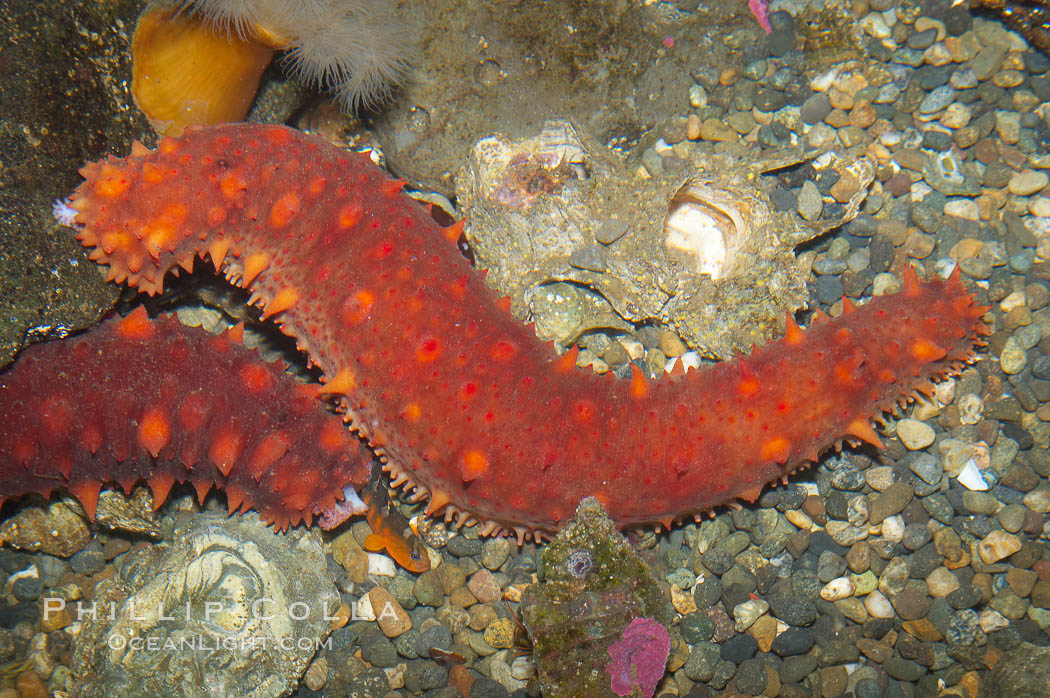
[914,16,947,39]
[369,586,412,637]
[718,68,739,86]
[449,585,478,608]
[659,330,688,358]
[1009,169,1049,196]
[836,597,868,623]
[979,608,1010,633]
[958,671,981,698]
[849,101,876,129]
[926,567,961,597]
[1023,487,1050,512]
[384,662,407,690]
[944,35,973,61]
[303,657,328,691]
[39,604,70,633]
[749,614,778,652]
[1036,404,1050,421]
[949,237,984,260]
[469,604,497,632]
[902,618,943,642]
[686,113,702,141]
[14,670,47,698]
[924,42,953,66]
[896,418,935,449]
[671,584,697,615]
[503,583,527,603]
[831,173,862,203]
[330,602,352,630]
[977,530,1021,564]
[785,509,813,530]
[993,70,1024,88]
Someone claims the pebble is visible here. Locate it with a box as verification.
[977,531,1022,564]
[1008,170,1049,197]
[797,181,823,221]
[369,587,412,638]
[864,590,895,618]
[820,577,855,601]
[896,419,935,449]
[927,567,961,597]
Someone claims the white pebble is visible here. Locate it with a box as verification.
[881,515,905,543]
[956,458,989,491]
[820,577,857,602]
[367,553,397,577]
[957,392,983,425]
[864,590,895,618]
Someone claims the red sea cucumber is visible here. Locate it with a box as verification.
[0,307,369,530]
[2,124,988,541]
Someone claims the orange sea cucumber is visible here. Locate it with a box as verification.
[0,124,988,541]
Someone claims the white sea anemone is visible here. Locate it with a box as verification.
[175,0,415,111]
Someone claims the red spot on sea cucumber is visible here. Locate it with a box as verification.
[269,192,300,228]
[137,407,172,457]
[911,338,947,362]
[417,337,441,363]
[574,399,596,422]
[177,393,210,432]
[492,341,517,361]
[240,362,273,393]
[94,164,129,198]
[220,173,247,199]
[461,450,488,482]
[342,290,375,326]
[208,427,246,477]
[247,431,290,480]
[338,202,363,229]
[206,205,226,226]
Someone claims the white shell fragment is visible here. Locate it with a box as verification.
[956,458,989,491]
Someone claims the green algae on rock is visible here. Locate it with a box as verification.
[520,497,673,697]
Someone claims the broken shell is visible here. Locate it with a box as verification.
[663,179,769,280]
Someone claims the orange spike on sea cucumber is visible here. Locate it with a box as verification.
[241,252,271,286]
[116,306,156,341]
[629,365,648,400]
[555,346,579,374]
[69,480,102,521]
[783,313,803,345]
[845,418,884,448]
[150,471,175,511]
[442,218,465,243]
[261,286,299,319]
[901,265,921,297]
[319,368,356,396]
[841,296,856,314]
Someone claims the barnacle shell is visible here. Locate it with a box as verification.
[132,4,289,137]
[72,513,339,698]
[458,118,875,358]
